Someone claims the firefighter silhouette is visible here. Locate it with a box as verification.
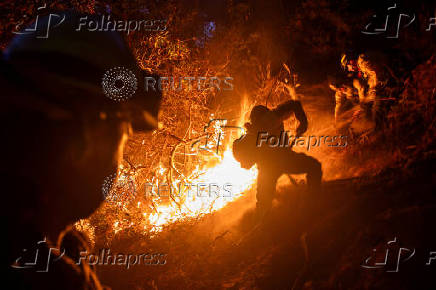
[340,53,393,131]
[2,11,161,289]
[233,100,322,215]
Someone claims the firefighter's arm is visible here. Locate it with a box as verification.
[273,100,308,136]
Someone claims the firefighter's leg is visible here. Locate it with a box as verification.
[366,86,383,130]
[256,168,280,217]
[373,93,385,131]
[353,78,365,103]
[283,151,322,191]
[334,90,343,125]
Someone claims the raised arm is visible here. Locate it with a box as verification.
[273,100,308,136]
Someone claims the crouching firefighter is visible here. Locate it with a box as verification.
[232,100,322,216]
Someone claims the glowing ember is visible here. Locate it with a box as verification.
[133,114,258,233]
[75,98,258,237]
[76,125,258,237]
[145,149,258,232]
